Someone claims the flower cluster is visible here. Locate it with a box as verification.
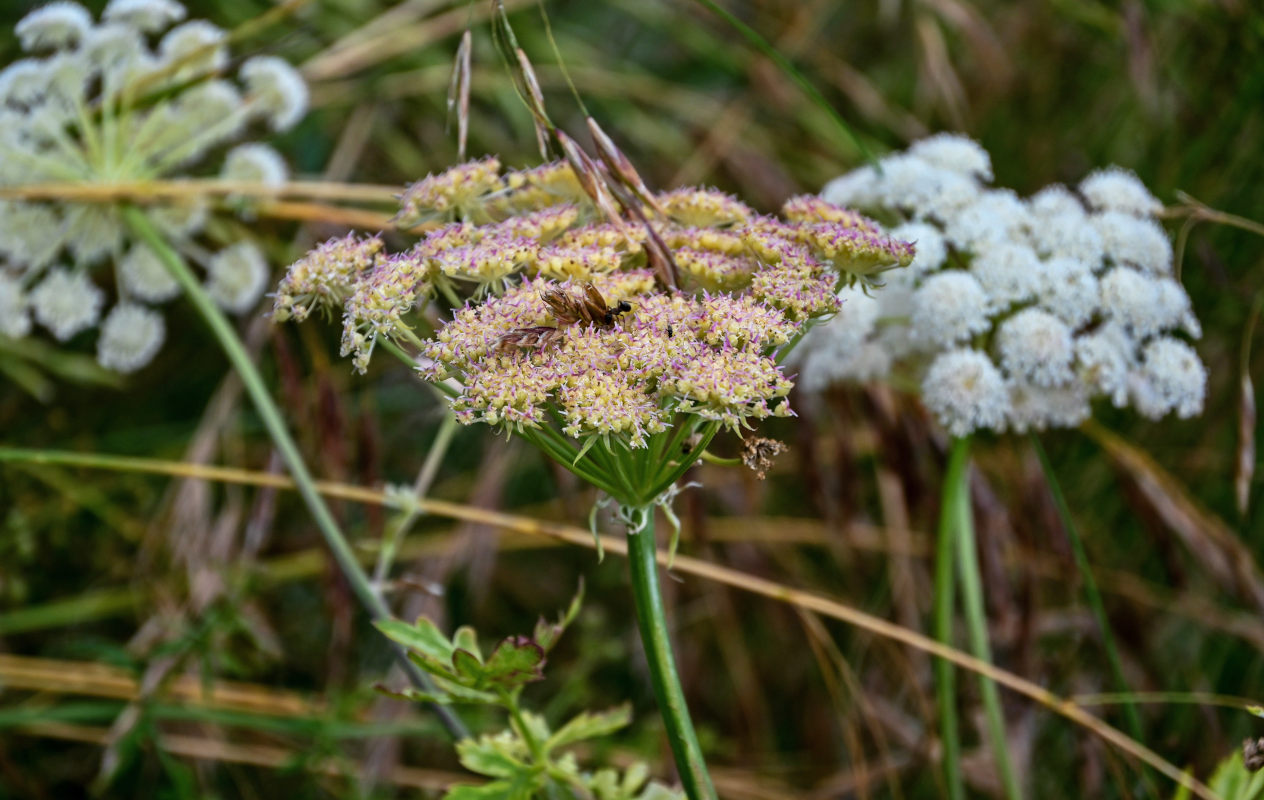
[278,158,915,457]
[0,0,308,373]
[797,133,1206,436]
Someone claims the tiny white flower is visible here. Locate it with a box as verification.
[889,221,947,275]
[96,303,165,372]
[222,143,289,186]
[62,205,124,265]
[907,132,993,182]
[821,167,877,208]
[995,308,1075,387]
[1006,380,1091,433]
[159,19,228,74]
[0,202,64,269]
[1034,257,1100,329]
[1100,265,1165,337]
[1093,211,1173,274]
[1075,323,1134,406]
[1133,337,1206,419]
[1026,184,1084,221]
[207,241,268,314]
[119,243,180,302]
[0,273,32,339]
[240,56,309,132]
[945,189,1030,253]
[1025,209,1105,264]
[970,242,1041,308]
[103,0,188,33]
[1079,166,1162,217]
[910,271,991,346]
[922,348,1010,436]
[0,59,52,106]
[30,268,104,340]
[1152,277,1201,338]
[800,339,892,389]
[16,2,93,52]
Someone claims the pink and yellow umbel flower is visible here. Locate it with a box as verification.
[276,159,914,506]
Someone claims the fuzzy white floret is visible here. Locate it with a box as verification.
[63,205,123,265]
[222,143,289,186]
[922,348,1010,436]
[30,268,104,340]
[240,56,308,132]
[16,2,92,51]
[945,189,1030,253]
[908,133,993,182]
[1093,211,1172,274]
[1026,184,1085,221]
[1152,278,1201,338]
[1025,209,1105,264]
[889,221,947,275]
[0,202,64,269]
[995,308,1075,387]
[1075,323,1134,406]
[148,202,208,240]
[159,20,228,73]
[1080,166,1162,217]
[119,243,180,302]
[207,241,268,313]
[1130,337,1206,419]
[970,242,1040,308]
[910,271,991,347]
[97,303,165,372]
[821,168,877,208]
[1005,380,1091,432]
[103,0,187,33]
[1034,257,1100,329]
[0,59,52,106]
[1100,265,1170,337]
[0,274,32,339]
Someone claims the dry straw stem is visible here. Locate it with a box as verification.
[0,448,1216,799]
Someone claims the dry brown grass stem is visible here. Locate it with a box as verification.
[20,452,1215,798]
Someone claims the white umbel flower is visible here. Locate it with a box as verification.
[1130,337,1206,419]
[908,133,993,182]
[1079,167,1162,217]
[1006,380,1091,433]
[996,308,1075,387]
[1100,266,1166,337]
[889,222,947,275]
[800,339,892,389]
[96,303,165,372]
[1093,211,1173,274]
[1035,257,1100,329]
[1075,323,1134,406]
[1025,209,1105,264]
[16,2,93,51]
[207,241,267,314]
[119,244,180,302]
[103,0,188,33]
[970,242,1041,308]
[0,274,32,339]
[30,268,104,341]
[240,56,308,132]
[922,349,1010,436]
[945,189,1030,253]
[1026,184,1084,221]
[910,271,991,346]
[1153,278,1201,338]
[159,20,228,74]
[222,143,289,186]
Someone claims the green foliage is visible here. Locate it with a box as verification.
[1173,751,1264,800]
[377,587,681,799]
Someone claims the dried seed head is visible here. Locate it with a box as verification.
[741,437,787,480]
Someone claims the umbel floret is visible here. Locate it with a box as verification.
[0,1,308,375]
[277,157,915,503]
[801,133,1207,435]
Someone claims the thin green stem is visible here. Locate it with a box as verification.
[934,439,966,800]
[1033,437,1143,739]
[949,438,1022,800]
[122,207,468,741]
[625,512,716,800]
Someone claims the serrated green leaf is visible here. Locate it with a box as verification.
[454,626,483,662]
[457,732,529,778]
[376,617,455,663]
[587,768,620,799]
[481,636,546,687]
[452,648,487,685]
[621,763,649,795]
[517,710,552,748]
[546,705,631,752]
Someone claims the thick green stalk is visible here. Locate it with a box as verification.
[625,513,716,800]
[1033,437,1143,739]
[933,439,967,800]
[949,438,1023,800]
[122,208,467,740]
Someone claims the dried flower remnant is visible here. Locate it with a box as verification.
[741,437,788,480]
[801,133,1207,435]
[0,1,308,373]
[279,157,914,503]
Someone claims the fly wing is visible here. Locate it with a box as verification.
[581,282,611,325]
[541,288,583,325]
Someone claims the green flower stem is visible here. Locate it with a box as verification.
[1033,437,1144,740]
[122,207,468,740]
[933,438,967,800]
[949,437,1023,800]
[625,512,716,800]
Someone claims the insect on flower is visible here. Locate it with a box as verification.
[497,282,632,352]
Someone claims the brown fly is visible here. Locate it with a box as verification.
[497,283,631,353]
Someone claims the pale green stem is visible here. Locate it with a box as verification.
[949,438,1023,800]
[934,438,966,800]
[625,511,716,800]
[122,207,468,740]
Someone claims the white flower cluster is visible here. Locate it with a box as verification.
[0,0,308,373]
[800,133,1206,436]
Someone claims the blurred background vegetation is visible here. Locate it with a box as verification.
[1,0,1262,797]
